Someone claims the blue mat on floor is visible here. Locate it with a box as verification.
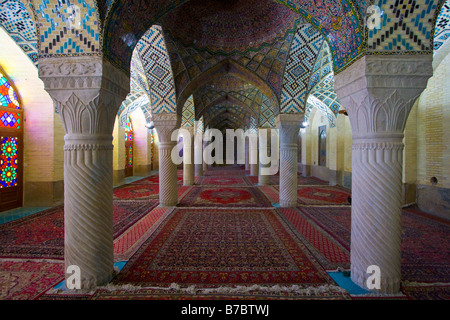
[328,271,370,295]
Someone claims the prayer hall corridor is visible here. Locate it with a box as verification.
[1,165,448,300]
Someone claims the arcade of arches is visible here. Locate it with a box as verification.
[0,0,449,300]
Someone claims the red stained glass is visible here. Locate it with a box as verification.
[0,72,20,110]
[0,136,19,188]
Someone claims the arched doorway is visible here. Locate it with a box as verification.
[0,68,23,211]
[124,117,134,177]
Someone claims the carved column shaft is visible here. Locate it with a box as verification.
[276,114,302,207]
[258,128,271,186]
[64,136,114,288]
[183,126,195,186]
[335,55,433,294]
[203,141,208,172]
[245,136,250,171]
[153,114,181,206]
[39,56,129,289]
[351,137,404,293]
[194,124,203,177]
[249,133,258,176]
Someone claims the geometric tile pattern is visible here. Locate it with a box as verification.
[304,95,337,128]
[135,25,176,114]
[434,0,450,53]
[309,73,341,117]
[181,95,195,127]
[33,0,101,55]
[130,49,150,98]
[117,49,151,126]
[367,0,438,52]
[277,0,363,72]
[205,105,251,131]
[307,41,332,93]
[102,0,363,73]
[164,19,300,102]
[0,0,38,66]
[259,93,276,128]
[280,23,323,113]
[118,94,151,128]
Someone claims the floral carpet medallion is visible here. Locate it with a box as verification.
[113,184,160,200]
[296,186,352,205]
[111,208,333,288]
[179,187,272,207]
[132,175,183,185]
[196,176,250,187]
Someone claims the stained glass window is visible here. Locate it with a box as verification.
[0,136,19,188]
[124,117,133,142]
[0,72,20,110]
[0,110,21,129]
[128,146,133,167]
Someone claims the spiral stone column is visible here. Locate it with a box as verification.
[244,136,250,171]
[39,56,129,289]
[63,135,115,288]
[153,114,181,206]
[276,114,302,207]
[249,132,258,176]
[182,126,195,185]
[194,123,203,177]
[203,140,209,172]
[335,54,432,293]
[258,128,271,186]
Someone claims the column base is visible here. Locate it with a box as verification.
[279,200,298,208]
[351,267,401,294]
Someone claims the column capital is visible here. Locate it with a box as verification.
[39,56,130,136]
[152,113,181,142]
[334,54,433,138]
[275,113,304,127]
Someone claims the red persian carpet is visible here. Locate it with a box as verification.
[196,176,251,187]
[246,175,328,186]
[295,186,352,205]
[0,259,64,300]
[114,184,160,200]
[297,206,450,283]
[109,208,343,294]
[131,175,183,185]
[178,186,272,207]
[0,200,159,260]
[278,208,350,270]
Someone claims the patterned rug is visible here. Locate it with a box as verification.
[196,176,251,187]
[114,184,160,200]
[258,185,279,203]
[91,286,350,300]
[297,206,450,283]
[401,284,450,300]
[295,186,352,205]
[114,184,192,201]
[110,208,341,293]
[113,207,174,261]
[0,259,64,300]
[278,208,350,270]
[246,175,328,186]
[0,200,159,259]
[131,174,183,185]
[178,186,272,207]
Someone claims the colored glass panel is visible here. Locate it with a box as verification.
[124,117,133,141]
[0,110,21,129]
[0,72,20,109]
[0,136,19,188]
[128,146,133,167]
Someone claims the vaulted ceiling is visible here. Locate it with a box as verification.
[0,0,447,133]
